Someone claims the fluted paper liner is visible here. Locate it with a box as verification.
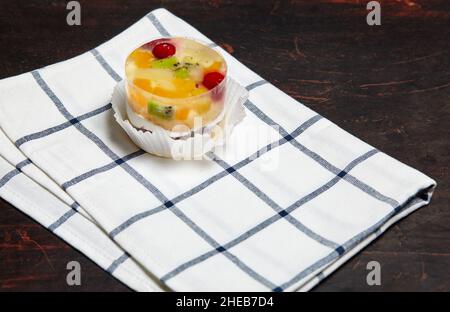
[111,78,248,159]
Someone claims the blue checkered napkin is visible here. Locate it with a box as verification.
[0,8,435,291]
[0,129,162,291]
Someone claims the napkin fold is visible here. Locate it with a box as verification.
[0,129,162,291]
[0,8,435,291]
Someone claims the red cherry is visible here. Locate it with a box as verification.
[142,39,166,50]
[152,42,176,59]
[203,72,225,90]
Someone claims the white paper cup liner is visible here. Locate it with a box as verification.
[111,77,248,159]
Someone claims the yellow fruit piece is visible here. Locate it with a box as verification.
[135,94,147,108]
[133,78,153,93]
[194,99,211,114]
[134,68,174,81]
[129,89,148,108]
[130,49,154,68]
[175,107,190,120]
[191,86,208,96]
[134,75,203,99]
[173,78,196,92]
[205,61,222,73]
[152,87,176,98]
[164,78,195,98]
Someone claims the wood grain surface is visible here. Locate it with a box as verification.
[0,0,449,291]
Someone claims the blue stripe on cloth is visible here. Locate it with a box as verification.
[15,103,112,147]
[0,159,33,189]
[160,149,378,282]
[70,201,81,210]
[16,159,32,170]
[8,158,80,232]
[61,149,145,190]
[109,114,323,237]
[12,49,118,148]
[32,71,76,120]
[208,151,341,250]
[274,189,428,291]
[0,159,78,232]
[31,70,276,289]
[107,252,130,273]
[246,80,268,91]
[48,208,77,231]
[90,49,122,82]
[0,169,20,189]
[47,201,81,231]
[242,99,399,208]
[146,12,171,37]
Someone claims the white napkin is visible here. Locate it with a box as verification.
[0,8,435,291]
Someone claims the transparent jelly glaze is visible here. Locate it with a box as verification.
[125,37,227,130]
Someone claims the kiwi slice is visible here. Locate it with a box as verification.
[152,56,178,69]
[147,101,173,119]
[174,67,189,79]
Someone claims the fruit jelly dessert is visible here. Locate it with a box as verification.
[125,37,227,131]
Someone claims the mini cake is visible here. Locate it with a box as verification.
[125,37,227,131]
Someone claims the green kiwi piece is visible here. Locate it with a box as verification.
[147,101,173,119]
[152,56,178,69]
[174,67,189,79]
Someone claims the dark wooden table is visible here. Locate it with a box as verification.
[0,0,449,292]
